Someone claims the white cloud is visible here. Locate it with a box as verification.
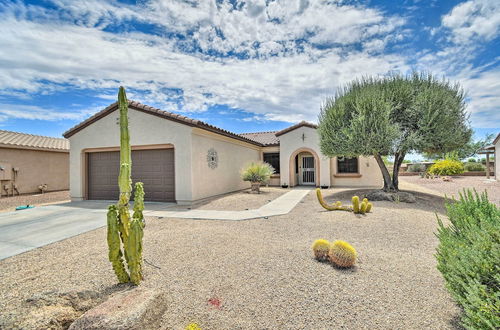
[442,0,500,43]
[0,104,95,121]
[0,0,408,123]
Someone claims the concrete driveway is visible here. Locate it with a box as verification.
[0,201,174,260]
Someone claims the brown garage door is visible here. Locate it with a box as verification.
[88,149,175,202]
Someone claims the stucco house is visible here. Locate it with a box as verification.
[0,130,69,197]
[63,100,382,204]
[494,133,500,180]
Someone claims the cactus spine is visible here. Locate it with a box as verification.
[352,196,360,213]
[312,239,330,261]
[329,240,357,268]
[316,188,352,211]
[107,86,145,285]
[317,189,373,214]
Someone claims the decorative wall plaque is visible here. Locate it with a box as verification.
[207,148,218,169]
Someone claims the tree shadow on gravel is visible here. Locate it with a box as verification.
[321,188,449,216]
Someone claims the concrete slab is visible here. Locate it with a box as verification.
[150,188,312,220]
[0,200,175,260]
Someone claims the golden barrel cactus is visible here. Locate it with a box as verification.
[312,239,330,261]
[329,240,357,268]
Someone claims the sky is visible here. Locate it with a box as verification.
[0,0,498,143]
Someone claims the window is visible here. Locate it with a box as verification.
[263,153,280,174]
[337,157,358,173]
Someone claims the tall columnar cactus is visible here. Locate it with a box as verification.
[107,86,145,285]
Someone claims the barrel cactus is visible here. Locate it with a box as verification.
[312,239,330,261]
[329,240,357,268]
[106,86,145,285]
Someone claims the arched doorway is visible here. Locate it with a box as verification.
[289,148,320,187]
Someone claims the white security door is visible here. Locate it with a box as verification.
[299,155,315,185]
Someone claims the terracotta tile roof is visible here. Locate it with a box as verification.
[240,131,280,146]
[63,100,263,146]
[0,129,69,151]
[275,121,318,136]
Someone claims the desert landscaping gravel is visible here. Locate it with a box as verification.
[0,188,461,329]
[401,176,500,205]
[0,190,70,213]
[168,187,286,211]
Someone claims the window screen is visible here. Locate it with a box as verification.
[337,157,358,173]
[263,153,280,174]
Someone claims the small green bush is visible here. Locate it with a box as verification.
[241,162,274,183]
[407,163,426,173]
[436,190,500,329]
[467,158,477,163]
[428,159,464,175]
[464,162,485,172]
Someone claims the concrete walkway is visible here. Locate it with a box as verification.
[0,201,174,260]
[148,188,313,220]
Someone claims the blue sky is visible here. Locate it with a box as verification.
[0,0,498,145]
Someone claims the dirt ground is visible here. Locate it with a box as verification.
[0,190,70,213]
[400,176,499,205]
[0,187,461,329]
[169,187,286,211]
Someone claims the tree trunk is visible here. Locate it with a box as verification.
[391,151,406,191]
[373,153,397,192]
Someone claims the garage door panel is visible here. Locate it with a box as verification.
[88,149,175,202]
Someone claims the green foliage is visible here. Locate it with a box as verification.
[481,157,495,165]
[241,162,274,183]
[436,190,500,329]
[107,87,145,285]
[428,159,464,175]
[318,72,471,191]
[424,133,494,160]
[407,163,427,173]
[467,158,477,163]
[464,162,485,172]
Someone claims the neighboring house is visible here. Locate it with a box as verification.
[494,133,500,180]
[63,100,382,204]
[0,130,69,197]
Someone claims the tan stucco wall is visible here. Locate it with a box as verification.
[278,126,330,187]
[190,128,261,201]
[0,147,68,196]
[330,156,382,187]
[495,139,499,180]
[68,107,193,202]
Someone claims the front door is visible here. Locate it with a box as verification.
[299,155,315,185]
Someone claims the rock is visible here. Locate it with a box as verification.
[364,190,394,202]
[395,192,416,203]
[364,190,416,203]
[69,288,167,330]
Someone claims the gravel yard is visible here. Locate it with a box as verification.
[0,190,70,213]
[401,176,500,205]
[0,188,460,329]
[168,187,286,211]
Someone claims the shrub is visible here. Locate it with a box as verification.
[464,162,485,172]
[436,190,500,329]
[467,158,477,163]
[428,159,464,176]
[407,163,426,172]
[312,239,330,261]
[241,162,274,184]
[328,240,357,268]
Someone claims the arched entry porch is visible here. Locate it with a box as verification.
[288,148,320,187]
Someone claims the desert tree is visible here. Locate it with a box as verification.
[318,73,472,192]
